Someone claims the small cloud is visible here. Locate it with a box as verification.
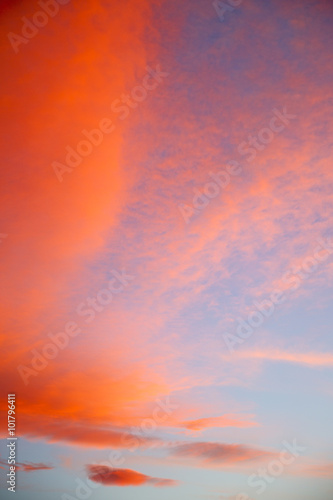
[181,414,258,431]
[86,465,179,487]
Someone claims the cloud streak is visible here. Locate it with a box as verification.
[181,414,259,431]
[227,349,333,367]
[0,458,53,472]
[172,441,276,466]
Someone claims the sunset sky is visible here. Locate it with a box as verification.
[1,0,333,499]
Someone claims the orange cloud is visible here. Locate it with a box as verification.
[86,465,179,487]
[0,0,170,445]
[1,0,333,474]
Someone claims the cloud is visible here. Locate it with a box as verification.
[86,465,178,487]
[0,458,53,472]
[181,414,259,431]
[227,349,333,367]
[12,414,160,450]
[0,0,171,447]
[297,463,333,478]
[20,462,54,472]
[172,442,276,466]
[1,0,333,479]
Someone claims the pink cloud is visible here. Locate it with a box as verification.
[172,442,276,465]
[229,349,333,367]
[181,414,259,431]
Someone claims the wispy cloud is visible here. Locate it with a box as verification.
[223,349,333,367]
[296,463,333,478]
[181,414,259,431]
[171,442,276,466]
[0,458,53,472]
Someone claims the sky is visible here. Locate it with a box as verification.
[0,0,333,499]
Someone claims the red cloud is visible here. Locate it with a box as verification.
[172,442,276,465]
[86,465,178,487]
